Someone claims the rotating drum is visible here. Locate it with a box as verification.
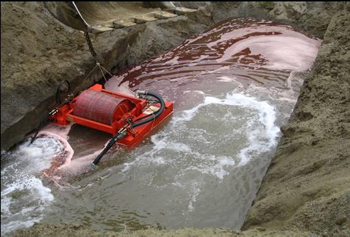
[72,90,135,125]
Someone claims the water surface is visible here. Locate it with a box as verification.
[1,18,321,234]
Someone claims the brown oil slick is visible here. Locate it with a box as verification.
[105,18,320,110]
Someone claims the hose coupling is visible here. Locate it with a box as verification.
[136,90,147,98]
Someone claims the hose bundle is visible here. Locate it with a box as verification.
[92,91,165,165]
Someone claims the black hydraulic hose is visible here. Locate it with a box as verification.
[31,80,74,145]
[131,91,165,128]
[91,91,165,166]
[133,101,158,122]
[92,131,127,165]
[30,109,58,144]
[56,80,71,104]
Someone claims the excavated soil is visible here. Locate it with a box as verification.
[1,1,349,236]
[13,224,315,237]
[1,2,211,151]
[243,10,350,235]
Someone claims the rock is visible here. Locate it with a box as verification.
[174,7,197,15]
[112,20,136,29]
[152,11,177,19]
[132,15,158,24]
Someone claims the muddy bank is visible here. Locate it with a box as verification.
[1,1,349,236]
[242,9,350,235]
[181,2,346,39]
[14,224,315,237]
[1,2,211,150]
[1,1,346,151]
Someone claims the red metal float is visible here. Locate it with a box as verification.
[50,84,173,149]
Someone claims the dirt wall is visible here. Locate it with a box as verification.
[1,1,349,236]
[242,9,350,235]
[1,1,346,151]
[1,2,212,150]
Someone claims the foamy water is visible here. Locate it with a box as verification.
[1,136,59,234]
[118,90,280,224]
[1,124,73,235]
[1,18,321,234]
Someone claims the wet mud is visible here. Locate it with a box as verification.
[1,2,349,237]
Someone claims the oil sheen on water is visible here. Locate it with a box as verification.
[1,18,321,234]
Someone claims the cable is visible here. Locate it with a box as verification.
[56,80,72,104]
[91,91,165,165]
[30,109,58,144]
[92,130,127,165]
[131,91,165,128]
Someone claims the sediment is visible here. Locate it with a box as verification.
[1,1,349,236]
[243,9,350,235]
[13,224,315,237]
